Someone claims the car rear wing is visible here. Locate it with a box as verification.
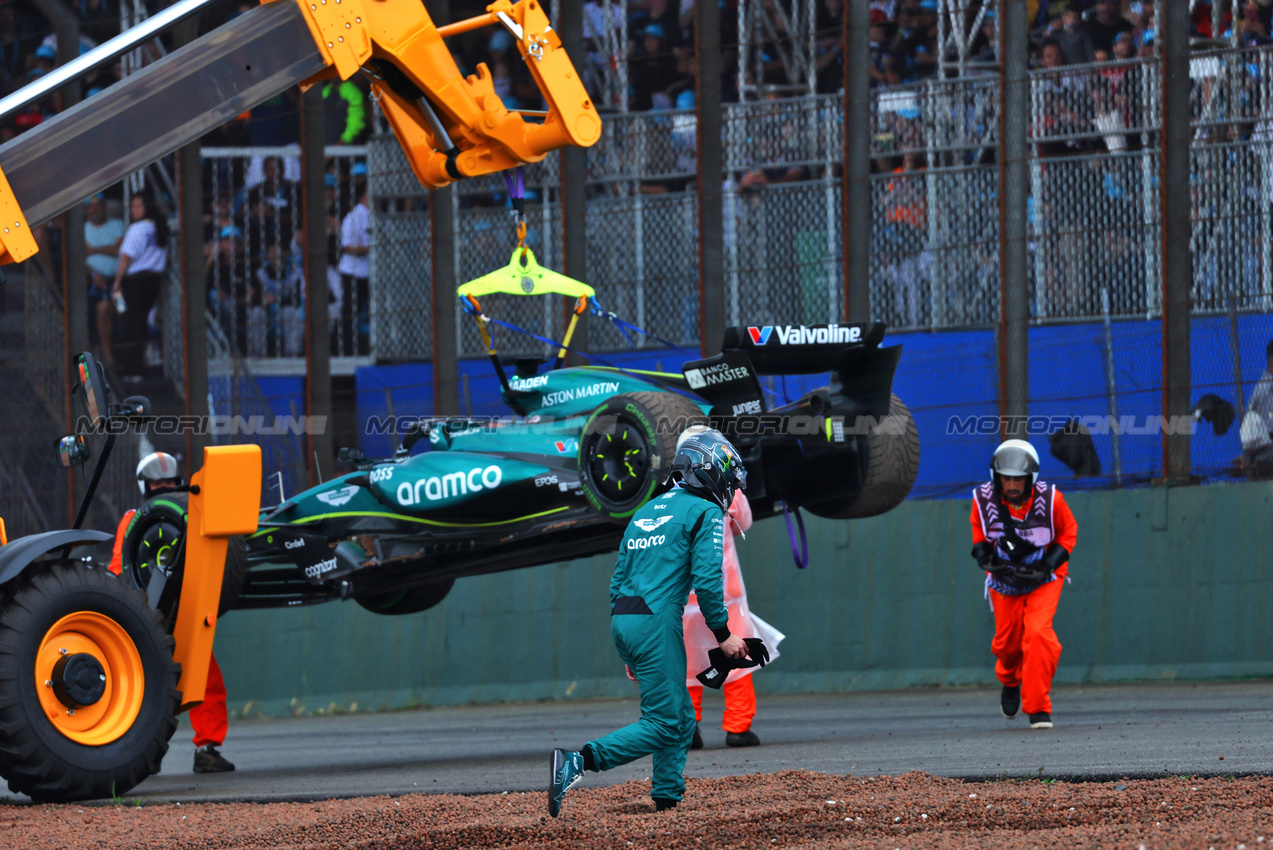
[683,323,901,420]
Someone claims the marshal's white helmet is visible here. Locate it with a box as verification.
[136,451,182,495]
[991,439,1040,489]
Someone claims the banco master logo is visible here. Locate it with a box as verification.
[747,324,862,345]
[686,362,751,389]
[633,515,673,532]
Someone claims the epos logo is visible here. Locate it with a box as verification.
[747,326,773,345]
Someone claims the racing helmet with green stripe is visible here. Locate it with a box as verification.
[670,427,746,510]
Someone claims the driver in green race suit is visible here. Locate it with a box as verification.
[548,429,754,816]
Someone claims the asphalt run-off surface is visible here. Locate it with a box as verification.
[85,681,1273,804]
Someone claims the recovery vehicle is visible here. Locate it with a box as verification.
[0,0,599,800]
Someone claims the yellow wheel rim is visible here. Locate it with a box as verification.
[34,612,144,746]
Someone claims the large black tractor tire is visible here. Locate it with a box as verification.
[118,492,248,617]
[578,391,706,523]
[354,577,456,616]
[0,561,180,802]
[807,393,920,520]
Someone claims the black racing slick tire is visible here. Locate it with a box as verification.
[807,393,920,520]
[118,492,248,617]
[0,561,180,802]
[578,391,706,523]
[354,577,456,616]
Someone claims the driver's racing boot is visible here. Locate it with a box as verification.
[194,744,235,773]
[548,748,584,817]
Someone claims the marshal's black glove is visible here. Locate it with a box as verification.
[696,637,770,689]
[972,542,1013,577]
[1012,543,1069,583]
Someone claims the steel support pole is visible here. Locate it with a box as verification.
[697,0,725,355]
[301,85,333,484]
[559,0,587,362]
[1160,0,1192,482]
[428,0,458,415]
[998,0,1030,430]
[173,16,208,467]
[843,0,870,322]
[34,0,83,518]
[431,187,457,413]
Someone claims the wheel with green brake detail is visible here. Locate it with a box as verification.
[118,492,247,617]
[578,391,706,523]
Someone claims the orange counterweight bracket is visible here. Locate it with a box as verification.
[171,444,260,712]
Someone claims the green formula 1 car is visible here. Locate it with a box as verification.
[117,273,919,617]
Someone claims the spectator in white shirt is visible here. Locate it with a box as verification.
[111,192,169,380]
[337,176,370,356]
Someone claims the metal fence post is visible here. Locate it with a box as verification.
[301,86,333,484]
[843,0,870,322]
[426,0,457,414]
[1160,0,1192,482]
[174,16,208,467]
[998,0,1030,430]
[35,0,83,515]
[697,0,725,355]
[430,189,457,412]
[559,0,587,362]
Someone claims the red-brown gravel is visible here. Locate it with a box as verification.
[4,771,1273,849]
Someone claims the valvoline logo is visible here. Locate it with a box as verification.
[747,326,773,345]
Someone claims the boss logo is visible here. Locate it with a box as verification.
[305,557,339,578]
[369,467,394,484]
[626,534,666,551]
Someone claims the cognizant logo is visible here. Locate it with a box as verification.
[397,466,503,505]
[626,534,666,551]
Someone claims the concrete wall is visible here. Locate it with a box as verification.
[212,479,1273,718]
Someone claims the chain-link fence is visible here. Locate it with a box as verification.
[199,145,367,367]
[207,41,1273,496]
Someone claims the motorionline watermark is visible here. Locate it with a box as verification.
[366,413,912,439]
[76,414,328,436]
[946,415,1199,437]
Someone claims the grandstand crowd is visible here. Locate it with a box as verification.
[0,0,1267,364]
